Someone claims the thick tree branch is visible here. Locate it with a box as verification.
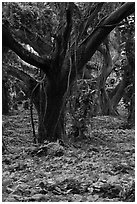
[59,3,73,65]
[2,25,51,74]
[64,4,73,43]
[15,25,53,56]
[7,65,37,91]
[77,2,135,72]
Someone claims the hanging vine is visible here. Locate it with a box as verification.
[30,74,47,144]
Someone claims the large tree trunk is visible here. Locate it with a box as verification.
[32,79,66,143]
[42,94,64,142]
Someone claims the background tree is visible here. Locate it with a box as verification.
[121,16,135,127]
[2,2,135,143]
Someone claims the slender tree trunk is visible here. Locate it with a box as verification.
[110,65,131,110]
[99,87,111,115]
[97,71,117,116]
[127,93,135,127]
[110,79,126,110]
[2,79,9,115]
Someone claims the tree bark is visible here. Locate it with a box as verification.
[127,93,135,127]
[43,81,66,141]
[97,43,117,115]
[110,79,126,110]
[2,78,9,115]
[110,64,131,111]
[42,95,64,142]
[31,79,65,143]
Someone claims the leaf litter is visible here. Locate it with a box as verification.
[2,110,135,202]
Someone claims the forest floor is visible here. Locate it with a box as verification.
[2,107,135,202]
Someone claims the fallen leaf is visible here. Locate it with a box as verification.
[72,194,82,202]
